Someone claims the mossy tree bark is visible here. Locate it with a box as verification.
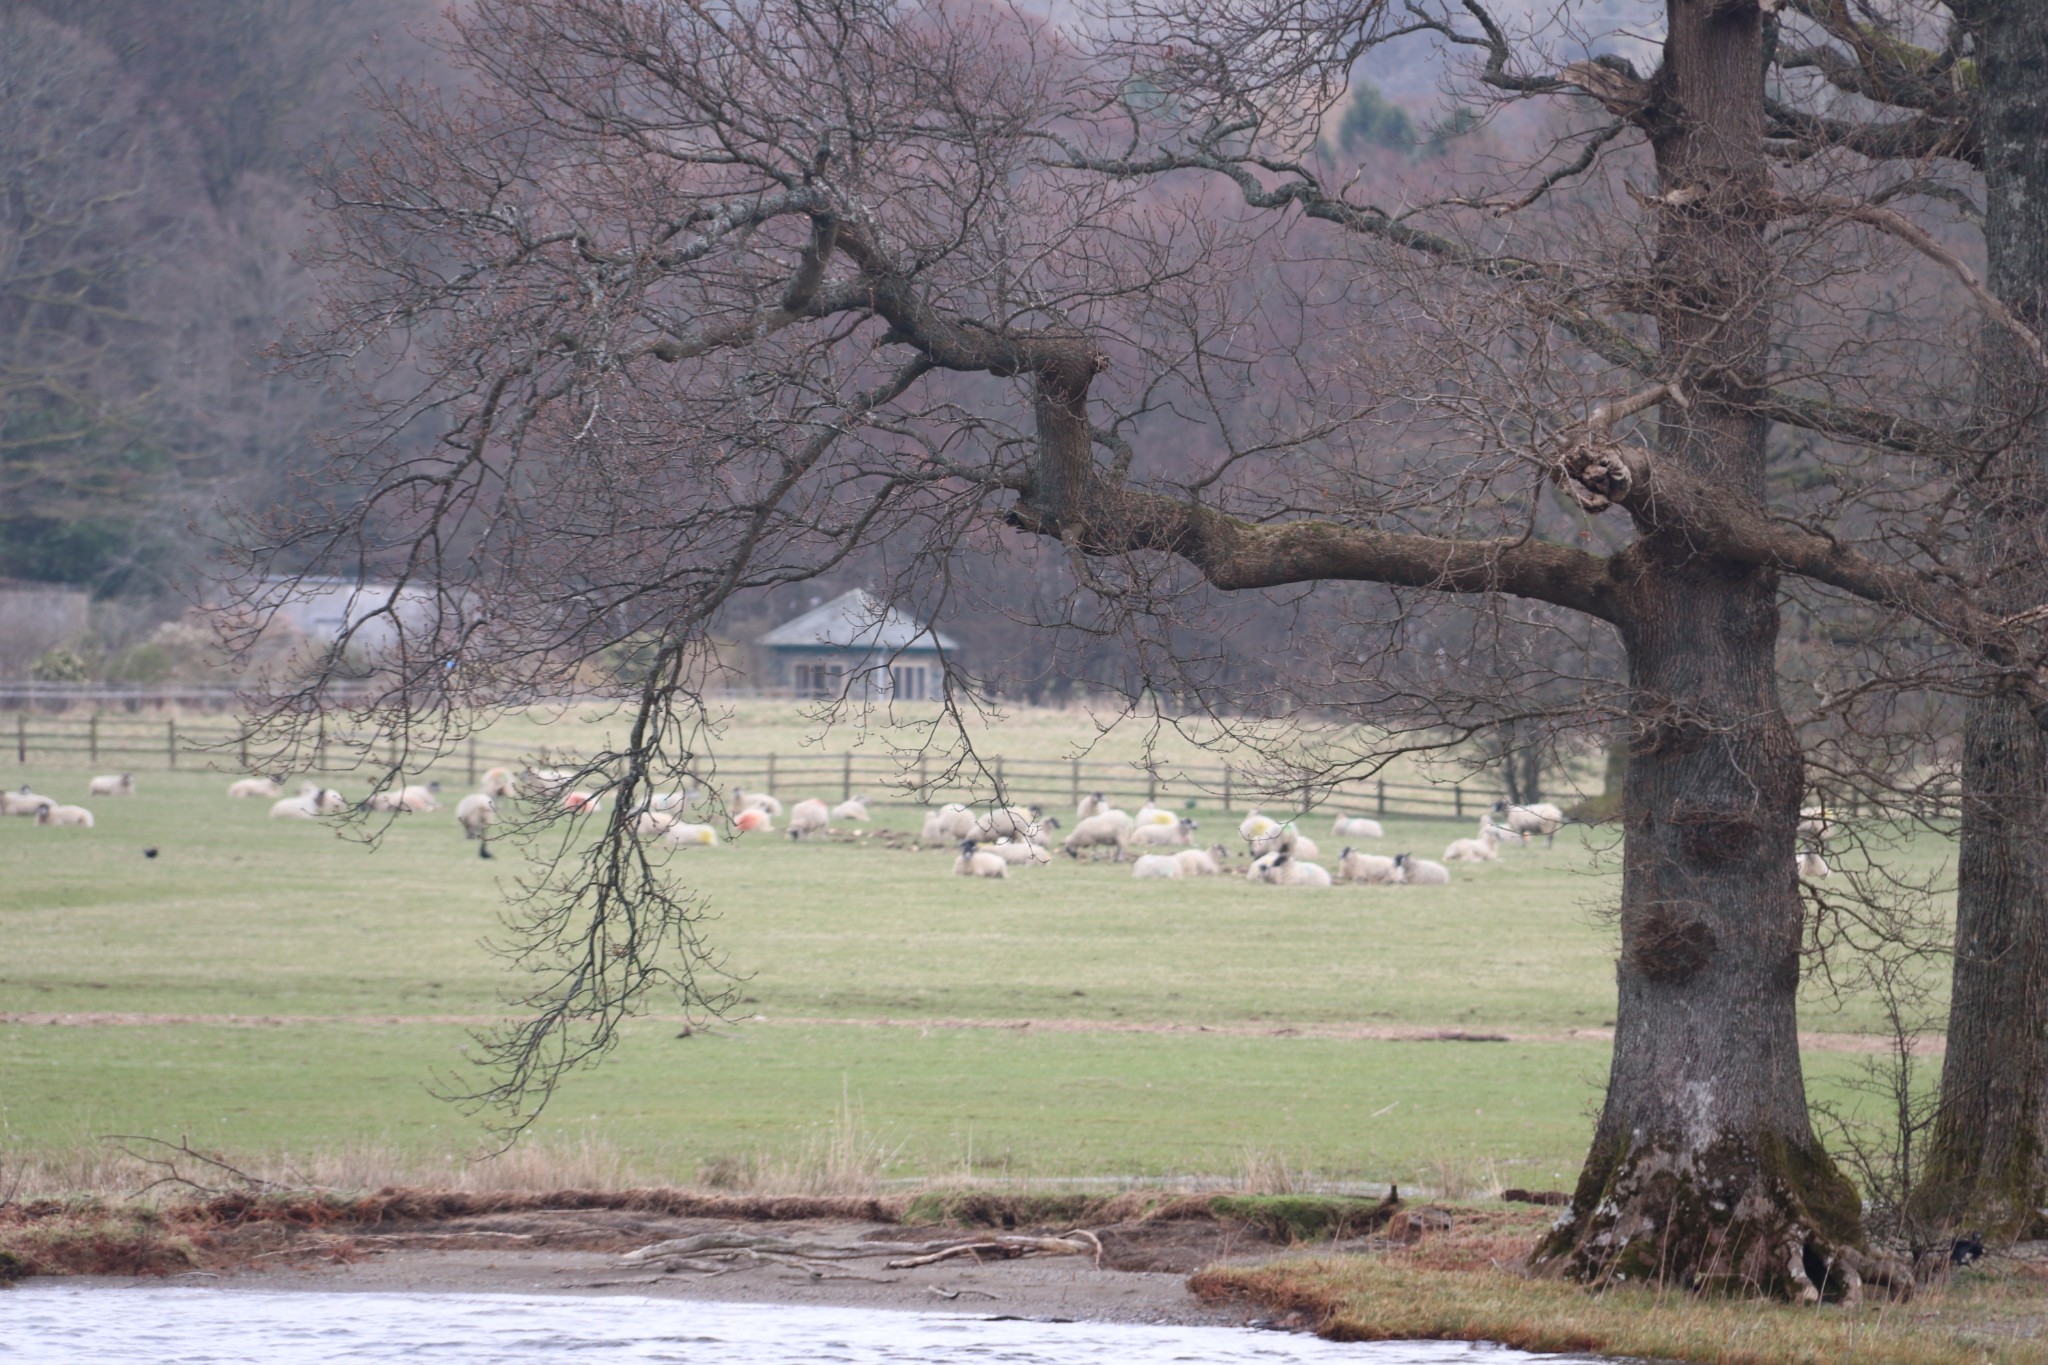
[1918,0,2048,1243]
[1533,0,1883,1299]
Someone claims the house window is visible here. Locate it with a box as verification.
[891,665,927,701]
[794,663,844,699]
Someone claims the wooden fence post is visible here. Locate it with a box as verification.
[1376,779,1385,817]
[994,754,1004,798]
[14,712,23,764]
[89,713,99,764]
[467,735,478,785]
[766,752,777,794]
[1454,784,1463,818]
[1070,758,1080,809]
[1147,769,1157,804]
[842,753,852,802]
[1222,763,1232,813]
[919,754,929,799]
[168,718,178,769]
[239,729,250,772]
[316,718,328,771]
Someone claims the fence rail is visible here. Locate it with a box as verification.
[5,712,1511,821]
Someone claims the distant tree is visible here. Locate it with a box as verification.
[1333,81,1413,153]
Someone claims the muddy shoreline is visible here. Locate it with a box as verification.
[11,1194,1388,1329]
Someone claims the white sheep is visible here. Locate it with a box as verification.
[632,807,677,839]
[1797,851,1831,881]
[648,789,694,813]
[830,797,870,822]
[1131,853,1184,879]
[1076,792,1109,821]
[270,789,340,819]
[732,787,783,817]
[2,786,51,816]
[1175,845,1226,877]
[1337,848,1399,884]
[1393,852,1451,885]
[984,838,1052,866]
[456,793,496,840]
[1133,804,1179,829]
[1250,822,1316,860]
[975,805,1044,841]
[226,776,284,800]
[1251,851,1332,887]
[1238,809,1281,851]
[1799,806,1834,843]
[1491,799,1565,846]
[663,822,720,848]
[953,839,1008,878]
[732,806,771,833]
[1444,825,1504,863]
[35,802,94,827]
[481,767,520,799]
[1124,816,1197,850]
[788,798,832,839]
[87,773,135,797]
[521,766,574,799]
[1063,809,1135,860]
[921,803,978,846]
[1331,812,1384,839]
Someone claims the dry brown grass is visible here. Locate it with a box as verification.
[1193,1209,2048,1365]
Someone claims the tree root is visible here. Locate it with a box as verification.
[619,1229,1104,1275]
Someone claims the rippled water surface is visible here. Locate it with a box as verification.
[1,1286,1602,1364]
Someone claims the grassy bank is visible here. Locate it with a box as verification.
[1196,1232,2048,1365]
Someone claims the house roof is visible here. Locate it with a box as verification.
[756,589,956,653]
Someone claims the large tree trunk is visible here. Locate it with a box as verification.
[1918,0,2048,1242]
[1535,0,1869,1297]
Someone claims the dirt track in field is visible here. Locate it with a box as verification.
[0,1010,1943,1054]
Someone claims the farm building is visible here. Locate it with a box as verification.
[755,589,957,701]
[231,575,443,653]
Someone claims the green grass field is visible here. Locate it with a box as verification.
[0,719,1955,1195]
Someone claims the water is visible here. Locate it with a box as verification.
[0,1286,1601,1364]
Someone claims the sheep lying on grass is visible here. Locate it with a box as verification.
[226,776,284,799]
[1338,848,1398,884]
[1331,812,1383,839]
[732,787,783,817]
[271,788,345,819]
[1393,852,1450,885]
[982,838,1051,866]
[1797,851,1831,881]
[87,773,135,797]
[1175,845,1227,876]
[921,803,976,846]
[953,839,1008,878]
[1131,852,1184,879]
[480,767,520,799]
[1250,851,1331,887]
[1123,817,1196,850]
[788,798,831,839]
[35,802,94,827]
[3,786,51,816]
[830,796,870,822]
[662,822,720,848]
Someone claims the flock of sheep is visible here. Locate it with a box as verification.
[0,771,130,826]
[6,767,1840,889]
[929,792,1569,887]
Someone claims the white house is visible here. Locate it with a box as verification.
[755,589,957,701]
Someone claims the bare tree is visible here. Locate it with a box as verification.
[252,0,2048,1295]
[1758,0,2048,1241]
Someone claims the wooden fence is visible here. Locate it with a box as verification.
[4,712,1503,821]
